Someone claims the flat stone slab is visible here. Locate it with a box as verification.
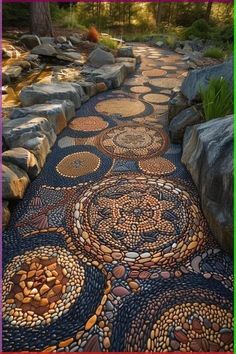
[19,82,83,109]
[10,100,75,134]
[3,163,30,200]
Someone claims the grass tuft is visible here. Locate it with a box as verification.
[200,77,233,121]
[203,47,224,59]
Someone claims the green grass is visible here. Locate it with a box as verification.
[99,36,119,50]
[200,77,233,121]
[203,47,225,59]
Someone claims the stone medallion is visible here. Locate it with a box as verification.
[142,69,167,77]
[143,93,169,104]
[69,174,207,267]
[139,156,176,175]
[98,124,168,159]
[112,279,233,352]
[95,98,146,118]
[56,152,100,178]
[69,116,109,132]
[149,78,182,89]
[3,247,85,328]
[130,86,152,94]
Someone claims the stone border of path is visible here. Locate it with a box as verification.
[2,46,141,229]
[167,58,233,254]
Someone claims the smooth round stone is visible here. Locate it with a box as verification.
[126,252,139,259]
[161,271,170,279]
[112,286,130,298]
[112,265,125,279]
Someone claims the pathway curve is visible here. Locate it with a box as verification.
[3,44,233,352]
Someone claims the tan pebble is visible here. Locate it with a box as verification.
[22,297,32,304]
[129,281,139,290]
[58,338,73,348]
[40,298,49,306]
[103,255,113,262]
[101,245,112,254]
[76,331,84,340]
[42,346,57,352]
[85,314,97,330]
[40,284,50,295]
[96,305,103,316]
[103,337,110,349]
[15,292,24,302]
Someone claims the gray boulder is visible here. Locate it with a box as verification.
[10,100,75,133]
[3,148,41,180]
[88,47,115,68]
[3,163,30,200]
[3,116,56,149]
[87,63,127,89]
[116,57,136,74]
[78,81,97,97]
[40,37,55,45]
[3,65,22,79]
[19,82,82,109]
[3,200,11,230]
[56,36,67,44]
[117,46,134,58]
[168,91,189,122]
[20,34,41,49]
[169,106,204,144]
[181,59,233,103]
[31,44,58,57]
[69,36,82,45]
[182,115,233,253]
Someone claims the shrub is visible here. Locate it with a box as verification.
[87,26,99,43]
[184,19,212,39]
[165,35,177,49]
[200,77,233,121]
[203,47,224,59]
[99,36,118,50]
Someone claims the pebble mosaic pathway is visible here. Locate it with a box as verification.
[3,44,233,352]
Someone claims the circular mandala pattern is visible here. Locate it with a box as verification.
[149,77,182,89]
[98,124,168,159]
[69,174,207,267]
[112,279,233,352]
[143,69,167,77]
[130,86,151,94]
[95,98,146,118]
[3,247,85,328]
[139,156,176,176]
[143,93,169,104]
[56,152,100,178]
[69,116,109,132]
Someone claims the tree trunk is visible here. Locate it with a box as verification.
[205,1,213,21]
[30,3,53,36]
[156,2,163,26]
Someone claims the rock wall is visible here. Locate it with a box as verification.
[181,116,233,253]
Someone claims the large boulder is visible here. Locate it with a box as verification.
[169,106,204,144]
[117,46,134,58]
[3,116,56,149]
[3,148,41,180]
[181,59,233,103]
[88,47,115,68]
[20,34,41,49]
[10,100,75,134]
[3,65,22,80]
[31,44,58,57]
[40,37,55,45]
[168,90,189,122]
[182,115,233,253]
[116,57,136,74]
[19,83,83,109]
[3,163,30,200]
[88,63,127,89]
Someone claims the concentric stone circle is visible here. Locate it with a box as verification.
[139,156,176,176]
[98,124,169,160]
[118,286,233,352]
[95,98,146,118]
[149,77,182,89]
[56,152,100,178]
[2,246,85,328]
[69,116,109,132]
[142,69,167,77]
[130,86,152,94]
[70,174,207,268]
[143,93,169,104]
